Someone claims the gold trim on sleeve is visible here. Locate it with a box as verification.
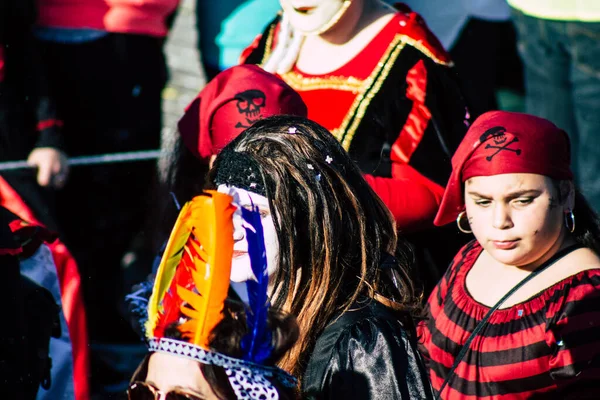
[259,31,451,149]
[260,24,276,66]
[340,39,406,149]
[399,35,453,67]
[331,34,452,148]
[331,34,405,147]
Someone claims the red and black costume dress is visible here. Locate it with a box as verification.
[242,6,471,289]
[419,241,600,399]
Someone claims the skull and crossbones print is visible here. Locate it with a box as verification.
[480,126,522,161]
[234,90,266,129]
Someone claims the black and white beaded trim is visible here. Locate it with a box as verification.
[148,337,296,388]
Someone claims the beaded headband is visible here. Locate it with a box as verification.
[214,125,335,196]
[214,148,266,197]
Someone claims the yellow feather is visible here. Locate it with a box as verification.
[146,201,193,338]
[146,191,236,348]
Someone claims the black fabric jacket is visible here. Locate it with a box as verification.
[302,300,434,399]
[0,0,64,162]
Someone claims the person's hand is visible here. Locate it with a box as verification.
[27,147,69,189]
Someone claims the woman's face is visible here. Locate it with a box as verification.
[145,352,218,399]
[280,0,348,33]
[217,184,279,283]
[464,173,568,267]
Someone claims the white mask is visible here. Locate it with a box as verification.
[280,0,350,35]
[217,184,279,283]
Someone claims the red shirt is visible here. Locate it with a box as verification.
[419,241,600,399]
[36,0,179,37]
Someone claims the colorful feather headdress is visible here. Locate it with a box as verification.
[145,190,296,399]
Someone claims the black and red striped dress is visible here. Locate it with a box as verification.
[418,240,600,399]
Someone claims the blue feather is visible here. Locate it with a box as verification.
[124,279,154,339]
[240,206,273,363]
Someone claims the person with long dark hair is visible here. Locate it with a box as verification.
[208,115,432,398]
[419,111,600,399]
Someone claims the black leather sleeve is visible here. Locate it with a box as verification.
[302,302,434,400]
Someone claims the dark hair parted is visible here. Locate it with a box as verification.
[131,300,299,400]
[207,115,419,377]
[572,192,600,254]
[552,180,600,255]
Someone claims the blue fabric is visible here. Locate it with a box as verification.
[398,0,510,49]
[123,240,166,338]
[34,27,108,43]
[90,343,147,395]
[197,0,281,71]
[240,206,272,363]
[511,8,600,211]
[20,245,75,400]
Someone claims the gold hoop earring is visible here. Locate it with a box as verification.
[456,211,472,234]
[564,210,575,233]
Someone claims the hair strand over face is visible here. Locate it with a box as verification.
[209,115,419,378]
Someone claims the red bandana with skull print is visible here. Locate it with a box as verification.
[177,65,307,162]
[434,110,573,226]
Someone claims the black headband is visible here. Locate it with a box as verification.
[214,147,267,197]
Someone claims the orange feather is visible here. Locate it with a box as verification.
[147,191,235,348]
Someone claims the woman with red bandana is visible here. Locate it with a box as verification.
[126,64,307,335]
[419,111,600,399]
[241,0,471,295]
[153,64,307,244]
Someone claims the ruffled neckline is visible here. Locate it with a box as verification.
[451,241,600,322]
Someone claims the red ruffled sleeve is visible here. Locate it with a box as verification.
[545,269,600,397]
[364,163,444,231]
